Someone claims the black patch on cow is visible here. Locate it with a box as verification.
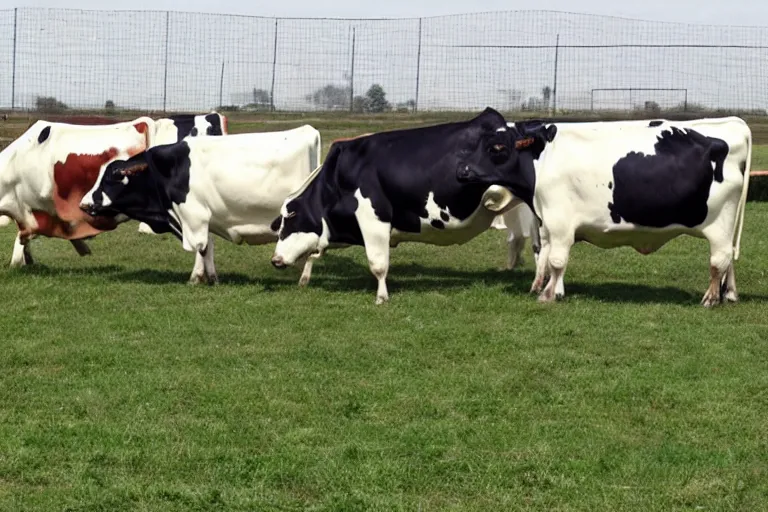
[648,120,663,128]
[740,160,747,175]
[440,211,450,222]
[608,127,730,228]
[38,126,51,144]
[270,216,282,233]
[608,202,621,224]
[608,181,613,190]
[190,127,198,137]
[419,208,428,218]
[205,113,224,136]
[430,219,445,230]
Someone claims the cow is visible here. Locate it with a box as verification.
[268,107,539,304]
[79,125,322,285]
[0,118,153,266]
[461,117,752,307]
[136,112,228,235]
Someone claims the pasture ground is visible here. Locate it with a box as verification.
[1,114,768,511]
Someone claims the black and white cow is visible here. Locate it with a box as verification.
[269,108,540,304]
[136,112,228,234]
[464,117,752,307]
[79,125,321,285]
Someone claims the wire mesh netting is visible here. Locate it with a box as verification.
[2,8,767,114]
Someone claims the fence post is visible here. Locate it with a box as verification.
[270,19,278,112]
[552,33,559,115]
[219,60,225,109]
[162,11,170,112]
[11,8,17,110]
[349,27,356,112]
[414,18,422,113]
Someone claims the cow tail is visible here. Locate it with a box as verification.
[733,128,752,261]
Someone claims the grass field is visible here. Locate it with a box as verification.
[1,114,768,510]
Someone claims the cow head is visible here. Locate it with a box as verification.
[456,112,557,211]
[79,155,151,220]
[270,192,327,269]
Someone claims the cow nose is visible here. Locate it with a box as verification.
[457,165,474,181]
[271,255,286,269]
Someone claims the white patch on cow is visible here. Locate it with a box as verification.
[496,127,507,132]
[273,231,321,266]
[101,192,112,208]
[122,176,129,185]
[353,189,391,304]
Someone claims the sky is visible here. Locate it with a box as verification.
[1,0,767,26]
[0,1,766,112]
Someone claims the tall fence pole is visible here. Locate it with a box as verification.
[11,8,17,111]
[218,60,225,109]
[349,27,356,112]
[270,19,278,112]
[414,18,422,113]
[552,34,559,115]
[162,11,170,112]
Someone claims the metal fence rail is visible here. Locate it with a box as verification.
[1,8,767,114]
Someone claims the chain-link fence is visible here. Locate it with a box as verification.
[1,8,767,114]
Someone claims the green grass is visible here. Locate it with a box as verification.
[1,204,768,510]
[1,114,768,510]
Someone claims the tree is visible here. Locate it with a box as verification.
[247,88,272,111]
[364,84,390,113]
[36,96,68,113]
[306,84,350,109]
[104,100,115,112]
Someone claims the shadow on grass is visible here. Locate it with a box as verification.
[2,264,125,278]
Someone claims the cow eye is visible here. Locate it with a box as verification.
[490,144,507,153]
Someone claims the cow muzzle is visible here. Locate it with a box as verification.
[271,255,287,269]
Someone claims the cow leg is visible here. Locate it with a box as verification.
[354,195,392,305]
[298,252,322,287]
[530,232,550,294]
[10,232,32,267]
[506,235,526,270]
[701,226,734,308]
[137,222,155,235]
[202,235,218,285]
[189,235,217,285]
[70,240,91,256]
[724,263,738,303]
[538,231,573,303]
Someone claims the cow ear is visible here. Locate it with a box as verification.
[515,137,535,150]
[120,163,149,176]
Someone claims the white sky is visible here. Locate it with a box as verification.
[0,0,766,26]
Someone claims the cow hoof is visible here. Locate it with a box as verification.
[555,293,565,301]
[724,290,739,303]
[206,275,219,286]
[701,295,721,308]
[188,275,204,285]
[9,258,26,268]
[137,223,155,235]
[537,292,555,303]
[530,280,544,294]
[375,295,389,305]
[298,276,311,287]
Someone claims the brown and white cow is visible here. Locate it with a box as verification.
[0,118,152,266]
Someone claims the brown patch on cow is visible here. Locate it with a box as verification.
[221,115,229,135]
[20,210,116,240]
[52,148,119,224]
[132,121,151,149]
[332,133,373,144]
